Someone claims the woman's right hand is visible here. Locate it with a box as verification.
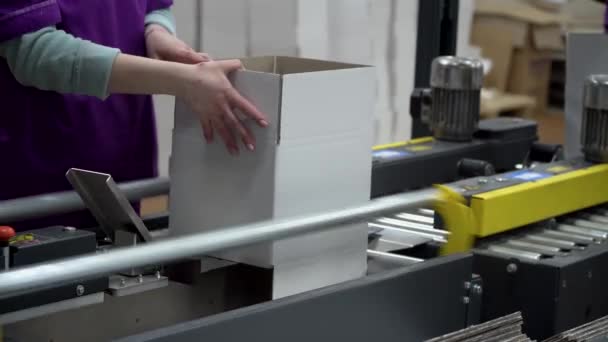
[179,59,268,155]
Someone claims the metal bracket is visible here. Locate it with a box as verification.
[66,168,153,243]
[464,274,483,327]
[107,273,169,297]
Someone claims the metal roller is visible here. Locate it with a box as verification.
[566,218,608,231]
[375,218,449,236]
[368,222,447,244]
[417,209,435,217]
[556,224,608,240]
[394,213,434,225]
[524,234,584,251]
[488,245,542,261]
[582,213,608,224]
[505,239,567,257]
[366,250,423,266]
[540,230,598,245]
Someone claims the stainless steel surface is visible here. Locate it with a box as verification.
[394,213,434,224]
[488,245,542,261]
[541,230,599,245]
[430,56,484,90]
[0,177,169,224]
[524,234,584,250]
[0,188,439,298]
[505,239,567,257]
[557,224,608,240]
[375,218,449,236]
[0,293,104,325]
[107,274,169,297]
[368,222,447,244]
[582,75,608,162]
[66,169,153,242]
[366,250,423,266]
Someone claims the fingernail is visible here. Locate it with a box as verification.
[247,144,255,151]
[260,120,269,127]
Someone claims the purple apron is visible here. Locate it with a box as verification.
[0,0,172,231]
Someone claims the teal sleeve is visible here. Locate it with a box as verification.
[145,8,176,35]
[0,27,120,100]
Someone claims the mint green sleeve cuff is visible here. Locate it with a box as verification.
[145,8,176,35]
[0,26,120,100]
[76,40,120,99]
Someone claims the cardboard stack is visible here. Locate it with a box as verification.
[170,56,375,299]
[472,0,565,117]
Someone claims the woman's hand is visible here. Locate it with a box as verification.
[179,59,268,155]
[108,53,268,155]
[145,24,210,64]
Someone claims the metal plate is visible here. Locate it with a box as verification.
[0,293,104,325]
[118,254,475,342]
[66,168,153,242]
[108,275,169,297]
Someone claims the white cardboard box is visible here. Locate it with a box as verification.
[170,56,375,298]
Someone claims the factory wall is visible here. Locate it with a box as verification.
[153,0,475,176]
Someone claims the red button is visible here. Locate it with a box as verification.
[0,226,16,241]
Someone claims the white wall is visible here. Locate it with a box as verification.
[153,0,475,176]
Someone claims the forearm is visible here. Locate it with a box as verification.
[108,53,191,97]
[0,27,119,98]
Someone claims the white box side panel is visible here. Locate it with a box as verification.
[170,71,283,266]
[272,241,367,299]
[271,133,371,264]
[269,65,374,295]
[279,67,377,141]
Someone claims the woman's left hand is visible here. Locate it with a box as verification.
[145,24,210,64]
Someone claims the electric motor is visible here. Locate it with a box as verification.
[581,74,608,163]
[429,56,484,142]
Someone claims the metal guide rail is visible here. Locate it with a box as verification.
[0,187,441,299]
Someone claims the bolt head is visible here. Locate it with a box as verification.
[472,284,483,295]
[464,281,471,290]
[138,275,144,283]
[120,278,126,287]
[63,226,77,232]
[76,285,85,296]
[462,296,470,304]
[507,263,518,273]
[155,271,162,280]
